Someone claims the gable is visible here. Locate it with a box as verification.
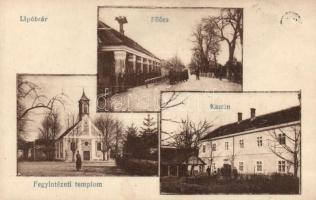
[58,116,102,139]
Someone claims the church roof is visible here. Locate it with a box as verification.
[201,105,301,141]
[56,121,81,140]
[98,20,160,60]
[79,90,89,101]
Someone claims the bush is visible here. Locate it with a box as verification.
[160,174,299,194]
[116,157,158,176]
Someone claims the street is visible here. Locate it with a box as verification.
[108,74,242,111]
[17,160,129,176]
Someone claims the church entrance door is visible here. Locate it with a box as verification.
[83,151,90,161]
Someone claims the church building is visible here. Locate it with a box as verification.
[54,91,108,162]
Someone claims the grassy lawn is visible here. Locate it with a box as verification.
[17,160,129,176]
[160,175,300,194]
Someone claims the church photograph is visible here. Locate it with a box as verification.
[17,74,158,176]
[97,7,243,112]
[160,91,301,194]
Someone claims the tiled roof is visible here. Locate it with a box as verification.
[201,105,301,140]
[57,120,81,140]
[161,147,205,165]
[98,21,160,60]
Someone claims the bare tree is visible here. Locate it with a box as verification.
[113,120,124,158]
[38,111,62,160]
[191,23,209,72]
[213,8,243,64]
[164,118,212,150]
[268,126,301,177]
[66,113,79,161]
[17,76,67,141]
[94,114,116,160]
[161,92,187,111]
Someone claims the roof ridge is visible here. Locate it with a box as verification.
[98,20,160,60]
[201,105,300,140]
[57,120,81,140]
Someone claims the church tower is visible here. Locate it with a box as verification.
[79,90,90,120]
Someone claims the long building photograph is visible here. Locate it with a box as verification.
[160,91,301,194]
[97,7,243,111]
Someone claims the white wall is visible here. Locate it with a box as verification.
[199,122,300,175]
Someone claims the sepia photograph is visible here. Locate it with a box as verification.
[97,7,243,111]
[17,74,158,176]
[160,91,301,194]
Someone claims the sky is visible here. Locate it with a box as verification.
[19,75,157,141]
[99,7,242,65]
[161,92,300,145]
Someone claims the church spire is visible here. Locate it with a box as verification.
[79,89,90,120]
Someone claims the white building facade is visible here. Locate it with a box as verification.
[199,106,301,176]
[55,91,108,162]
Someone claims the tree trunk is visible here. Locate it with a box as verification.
[190,165,195,176]
[228,45,235,64]
[294,153,298,177]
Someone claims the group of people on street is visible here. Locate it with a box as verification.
[169,69,189,84]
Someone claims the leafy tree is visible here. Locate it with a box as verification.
[123,123,141,158]
[139,114,158,159]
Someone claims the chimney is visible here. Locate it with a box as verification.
[250,108,256,119]
[237,112,242,122]
[115,16,128,35]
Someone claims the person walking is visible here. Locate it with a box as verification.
[196,68,200,80]
[206,166,211,176]
[76,151,82,171]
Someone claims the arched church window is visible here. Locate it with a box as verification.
[84,104,88,113]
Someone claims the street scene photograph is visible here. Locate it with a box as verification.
[160,91,301,194]
[17,74,158,176]
[97,7,243,111]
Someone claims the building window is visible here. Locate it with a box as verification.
[71,142,75,151]
[257,161,263,172]
[225,142,229,150]
[97,142,101,151]
[239,139,244,148]
[60,142,63,158]
[278,133,286,145]
[84,104,88,113]
[212,143,216,151]
[257,136,263,147]
[278,160,286,173]
[239,162,244,172]
[202,145,206,153]
[85,141,89,146]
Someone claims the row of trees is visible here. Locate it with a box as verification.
[190,8,242,82]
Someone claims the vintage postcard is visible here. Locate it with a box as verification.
[1,0,316,200]
[160,91,301,194]
[97,7,243,112]
[17,74,158,176]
